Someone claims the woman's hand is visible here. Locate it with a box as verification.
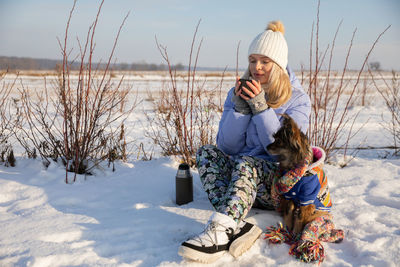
[232,77,251,115]
[243,79,269,115]
[234,77,243,96]
[238,79,262,101]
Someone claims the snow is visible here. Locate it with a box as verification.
[1,72,400,266]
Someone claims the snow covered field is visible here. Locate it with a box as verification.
[1,72,400,266]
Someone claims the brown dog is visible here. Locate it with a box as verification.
[267,114,310,171]
[268,115,329,234]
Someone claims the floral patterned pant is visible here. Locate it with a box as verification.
[196,144,279,223]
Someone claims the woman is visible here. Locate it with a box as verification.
[179,21,311,263]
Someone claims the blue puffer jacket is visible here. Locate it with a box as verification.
[216,66,311,160]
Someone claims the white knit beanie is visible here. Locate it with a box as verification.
[248,21,288,73]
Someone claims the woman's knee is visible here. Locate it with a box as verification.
[196,144,218,157]
[196,144,221,167]
[232,156,261,185]
[233,156,256,169]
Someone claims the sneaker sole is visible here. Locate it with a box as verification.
[229,224,262,258]
[178,245,226,263]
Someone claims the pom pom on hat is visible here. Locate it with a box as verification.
[267,21,285,34]
[248,20,288,73]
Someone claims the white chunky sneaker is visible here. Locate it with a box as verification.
[178,212,237,263]
[229,220,262,258]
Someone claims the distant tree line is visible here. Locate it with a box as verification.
[0,56,184,71]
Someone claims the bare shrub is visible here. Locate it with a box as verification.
[370,70,400,155]
[146,21,225,166]
[15,0,135,182]
[0,71,17,167]
[303,0,390,161]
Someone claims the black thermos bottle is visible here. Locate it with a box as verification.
[175,163,193,205]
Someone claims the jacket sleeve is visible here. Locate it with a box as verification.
[251,109,281,151]
[216,88,251,155]
[285,66,311,133]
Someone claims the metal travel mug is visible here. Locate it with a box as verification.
[175,163,193,205]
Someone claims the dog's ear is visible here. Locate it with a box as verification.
[281,114,291,128]
[283,115,302,150]
[289,118,301,146]
[284,115,310,152]
[280,114,294,141]
[298,131,310,155]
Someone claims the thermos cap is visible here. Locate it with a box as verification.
[178,163,190,170]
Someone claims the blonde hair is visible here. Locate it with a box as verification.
[263,62,292,108]
[264,21,291,108]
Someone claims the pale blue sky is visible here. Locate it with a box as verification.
[0,0,399,70]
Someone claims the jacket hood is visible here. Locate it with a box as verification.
[308,146,326,171]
